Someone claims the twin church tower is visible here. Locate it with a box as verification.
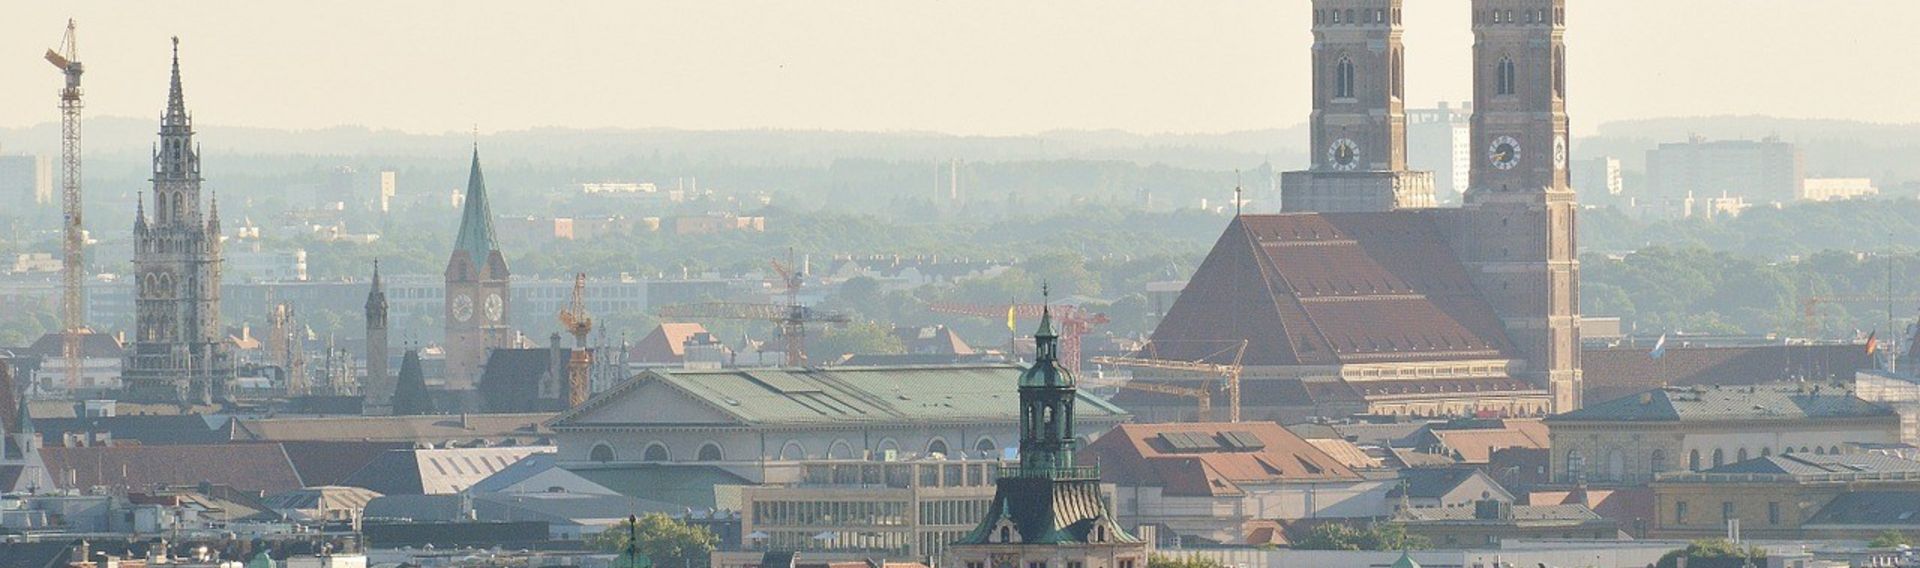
[1281,0,1580,411]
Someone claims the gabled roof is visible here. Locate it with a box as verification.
[1583,343,1871,404]
[341,446,551,495]
[1548,385,1895,423]
[1148,213,1514,366]
[1081,422,1360,497]
[552,364,1128,428]
[26,332,123,358]
[40,443,303,494]
[1305,437,1382,469]
[631,323,709,364]
[469,452,616,494]
[1388,467,1512,502]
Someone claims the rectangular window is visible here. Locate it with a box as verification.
[1768,502,1780,525]
[1069,562,1084,568]
[1028,562,1048,568]
[1722,502,1735,522]
[967,563,984,568]
[1120,561,1135,568]
[1676,501,1689,525]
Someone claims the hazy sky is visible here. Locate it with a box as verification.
[0,1,1911,136]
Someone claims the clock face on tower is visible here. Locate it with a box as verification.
[1328,138,1361,171]
[452,293,473,322]
[1489,135,1522,170]
[484,293,504,322]
[1553,135,1568,168]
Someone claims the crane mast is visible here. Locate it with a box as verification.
[45,20,86,394]
[558,273,594,407]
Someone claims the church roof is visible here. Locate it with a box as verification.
[452,150,502,271]
[956,477,1140,546]
[1148,212,1514,366]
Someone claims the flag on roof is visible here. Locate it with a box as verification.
[1867,331,1879,354]
[1649,333,1668,360]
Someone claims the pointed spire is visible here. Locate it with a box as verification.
[206,191,221,232]
[165,37,188,128]
[134,192,148,232]
[452,148,502,271]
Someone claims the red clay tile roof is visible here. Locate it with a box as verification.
[630,323,709,364]
[1149,213,1514,367]
[1429,420,1550,463]
[1080,422,1360,497]
[40,443,304,494]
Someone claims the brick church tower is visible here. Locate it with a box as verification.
[1281,0,1436,213]
[1452,0,1582,411]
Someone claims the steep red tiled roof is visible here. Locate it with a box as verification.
[1081,422,1360,497]
[40,443,303,494]
[1149,213,1514,366]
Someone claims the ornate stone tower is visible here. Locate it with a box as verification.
[363,261,392,414]
[443,150,512,390]
[124,38,233,404]
[949,297,1143,568]
[1281,0,1436,213]
[1455,0,1581,411]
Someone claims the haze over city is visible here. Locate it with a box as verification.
[1,1,1913,135]
[7,2,1920,568]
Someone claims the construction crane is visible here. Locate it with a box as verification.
[45,20,87,393]
[1089,340,1248,422]
[928,302,1109,375]
[557,273,593,407]
[655,255,850,366]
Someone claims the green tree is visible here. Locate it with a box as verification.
[591,513,718,568]
[1869,530,1913,549]
[1654,539,1766,568]
[806,320,905,361]
[1147,554,1227,568]
[1290,522,1428,551]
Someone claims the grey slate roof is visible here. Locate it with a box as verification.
[1806,491,1920,526]
[1701,453,1920,476]
[1387,467,1510,501]
[364,491,680,525]
[1397,503,1601,524]
[1547,385,1895,423]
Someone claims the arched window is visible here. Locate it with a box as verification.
[697,442,724,462]
[828,440,856,460]
[1336,57,1357,99]
[927,438,950,457]
[1606,450,1624,482]
[1497,57,1517,96]
[1565,448,1584,481]
[1830,446,1842,455]
[1391,49,1405,100]
[877,438,901,455]
[589,443,615,463]
[1737,448,1749,462]
[1760,447,1772,458]
[1689,450,1701,471]
[1553,46,1567,98]
[1650,449,1667,473]
[643,443,670,462]
[975,437,999,457]
[779,441,807,460]
[1815,446,1826,455]
[1712,449,1725,467]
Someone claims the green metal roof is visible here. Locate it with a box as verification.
[558,364,1128,428]
[1548,385,1895,423]
[452,149,501,270]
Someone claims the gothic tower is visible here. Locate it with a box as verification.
[949,294,1142,568]
[124,38,234,404]
[1455,0,1581,411]
[363,261,392,414]
[443,150,512,391]
[1281,0,1436,213]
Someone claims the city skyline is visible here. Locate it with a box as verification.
[0,1,1913,137]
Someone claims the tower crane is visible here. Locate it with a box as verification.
[1088,340,1247,422]
[45,20,88,393]
[558,273,593,407]
[928,302,1108,375]
[655,254,850,366]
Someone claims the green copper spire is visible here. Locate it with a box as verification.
[1017,285,1081,476]
[452,149,501,270]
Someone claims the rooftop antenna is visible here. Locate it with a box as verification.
[1233,170,1244,217]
